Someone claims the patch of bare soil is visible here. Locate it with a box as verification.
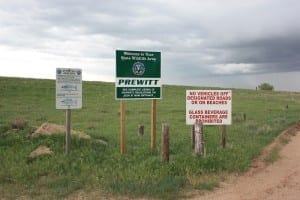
[191,123,300,200]
[30,122,91,139]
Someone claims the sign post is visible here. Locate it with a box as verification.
[120,100,126,154]
[56,68,82,155]
[151,99,157,149]
[66,109,71,154]
[116,50,161,152]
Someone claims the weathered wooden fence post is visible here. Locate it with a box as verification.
[161,123,169,162]
[191,125,195,149]
[138,125,144,137]
[221,125,226,148]
[194,122,204,157]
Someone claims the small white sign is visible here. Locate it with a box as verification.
[56,68,82,109]
[186,90,232,125]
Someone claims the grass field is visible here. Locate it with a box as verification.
[1,77,300,199]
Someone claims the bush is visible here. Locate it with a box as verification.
[258,83,274,91]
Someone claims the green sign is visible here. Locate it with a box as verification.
[116,50,161,99]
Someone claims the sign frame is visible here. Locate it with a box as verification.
[115,50,161,100]
[186,90,232,125]
[56,68,82,109]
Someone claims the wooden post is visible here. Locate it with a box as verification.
[243,112,247,121]
[151,99,157,150]
[191,125,195,149]
[65,109,71,155]
[120,100,126,154]
[194,122,204,157]
[221,125,226,148]
[161,123,169,162]
[138,125,144,137]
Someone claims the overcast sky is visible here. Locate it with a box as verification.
[1,0,300,91]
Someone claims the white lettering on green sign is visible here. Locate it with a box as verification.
[116,78,161,87]
[118,79,159,86]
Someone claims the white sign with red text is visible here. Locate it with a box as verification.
[186,90,232,125]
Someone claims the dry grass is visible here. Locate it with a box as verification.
[30,122,91,139]
[11,118,28,130]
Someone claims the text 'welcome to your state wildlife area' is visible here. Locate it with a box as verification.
[115,50,161,99]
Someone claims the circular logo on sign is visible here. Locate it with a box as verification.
[132,62,145,76]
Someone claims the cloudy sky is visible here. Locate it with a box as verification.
[1,0,300,91]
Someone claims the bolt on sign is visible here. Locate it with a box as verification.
[56,68,82,109]
[115,50,161,99]
[186,90,232,125]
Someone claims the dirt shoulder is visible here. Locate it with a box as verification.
[192,123,300,200]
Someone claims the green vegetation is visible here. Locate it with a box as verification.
[264,145,280,164]
[258,82,274,91]
[1,77,300,199]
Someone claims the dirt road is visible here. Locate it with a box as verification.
[192,125,300,200]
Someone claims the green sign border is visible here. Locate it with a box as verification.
[115,50,161,100]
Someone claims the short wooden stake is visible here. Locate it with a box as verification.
[221,125,226,148]
[151,99,157,150]
[161,123,169,162]
[65,109,71,155]
[194,122,204,157]
[120,100,126,154]
[138,125,144,137]
[243,112,247,121]
[191,125,195,149]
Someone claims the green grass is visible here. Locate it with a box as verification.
[1,77,300,199]
[264,145,280,164]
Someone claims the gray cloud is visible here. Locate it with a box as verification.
[1,0,300,90]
